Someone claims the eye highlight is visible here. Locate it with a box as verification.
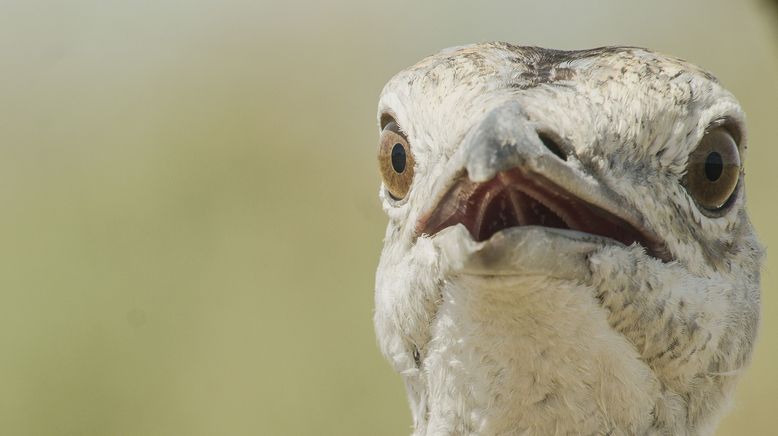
[685,127,741,212]
[378,119,415,200]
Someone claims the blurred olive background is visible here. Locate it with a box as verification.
[0,0,775,435]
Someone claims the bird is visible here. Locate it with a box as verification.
[373,43,763,436]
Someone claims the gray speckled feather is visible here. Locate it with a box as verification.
[374,43,762,436]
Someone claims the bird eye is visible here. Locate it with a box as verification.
[378,119,414,200]
[685,127,741,212]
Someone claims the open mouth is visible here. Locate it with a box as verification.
[416,168,670,262]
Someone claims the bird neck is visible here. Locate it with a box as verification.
[410,275,661,435]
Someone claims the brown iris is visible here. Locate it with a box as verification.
[686,127,741,211]
[378,119,414,200]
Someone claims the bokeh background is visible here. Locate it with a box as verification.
[0,0,775,434]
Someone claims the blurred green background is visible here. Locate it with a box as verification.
[0,0,775,434]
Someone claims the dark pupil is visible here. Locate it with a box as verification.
[704,151,723,182]
[391,143,406,173]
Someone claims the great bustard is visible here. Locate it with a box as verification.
[373,43,762,436]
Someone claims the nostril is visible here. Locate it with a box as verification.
[538,132,567,161]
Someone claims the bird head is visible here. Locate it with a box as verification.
[374,43,762,435]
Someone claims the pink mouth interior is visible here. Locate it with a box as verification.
[416,169,669,261]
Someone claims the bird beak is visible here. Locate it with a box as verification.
[416,101,671,263]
